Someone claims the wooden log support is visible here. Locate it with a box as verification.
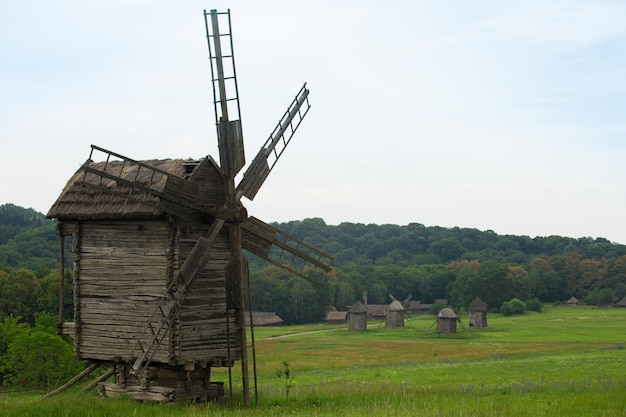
[39,363,100,401]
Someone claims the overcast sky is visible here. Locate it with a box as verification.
[2,1,626,243]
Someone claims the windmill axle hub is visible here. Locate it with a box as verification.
[216,205,248,223]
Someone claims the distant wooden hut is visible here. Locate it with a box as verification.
[469,297,488,328]
[616,297,626,308]
[325,311,347,324]
[348,301,368,331]
[244,312,284,327]
[406,300,431,315]
[366,304,387,319]
[386,300,405,328]
[567,296,580,306]
[436,308,458,334]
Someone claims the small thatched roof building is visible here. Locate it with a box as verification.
[348,301,368,331]
[567,296,580,306]
[469,297,488,329]
[386,300,405,328]
[325,311,347,324]
[436,307,458,334]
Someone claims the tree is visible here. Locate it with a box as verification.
[507,265,533,302]
[449,261,512,309]
[335,281,356,311]
[284,278,323,324]
[584,288,614,306]
[0,268,41,324]
[0,315,30,384]
[429,238,464,262]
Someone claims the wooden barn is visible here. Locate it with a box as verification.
[244,312,284,327]
[436,307,459,334]
[469,297,488,328]
[325,311,348,324]
[348,301,368,331]
[386,300,405,328]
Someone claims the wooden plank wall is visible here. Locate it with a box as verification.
[76,220,171,363]
[75,217,240,366]
[173,221,241,365]
[187,158,226,209]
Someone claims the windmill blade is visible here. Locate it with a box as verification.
[241,216,333,287]
[236,83,311,200]
[204,9,245,178]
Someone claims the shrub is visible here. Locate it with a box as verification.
[584,288,615,306]
[1,331,83,389]
[525,298,543,312]
[500,298,526,316]
[429,303,447,316]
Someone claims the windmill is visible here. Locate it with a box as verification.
[47,9,333,404]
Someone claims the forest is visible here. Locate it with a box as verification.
[2,202,626,328]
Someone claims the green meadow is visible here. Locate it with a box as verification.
[2,306,626,416]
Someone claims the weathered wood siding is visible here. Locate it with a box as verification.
[436,317,457,334]
[76,220,171,363]
[173,221,241,365]
[73,216,241,366]
[348,312,367,331]
[385,310,404,328]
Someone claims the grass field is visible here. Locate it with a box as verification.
[2,306,625,416]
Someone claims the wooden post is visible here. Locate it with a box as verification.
[57,228,65,335]
[59,235,65,318]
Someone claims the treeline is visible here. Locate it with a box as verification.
[249,219,626,323]
[0,204,61,271]
[2,204,626,326]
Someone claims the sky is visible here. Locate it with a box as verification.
[2,0,626,243]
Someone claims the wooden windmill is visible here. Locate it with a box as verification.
[47,9,333,404]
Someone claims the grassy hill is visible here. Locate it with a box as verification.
[2,306,625,416]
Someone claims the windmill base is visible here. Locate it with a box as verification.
[98,364,224,403]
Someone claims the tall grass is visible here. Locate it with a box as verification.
[2,306,625,416]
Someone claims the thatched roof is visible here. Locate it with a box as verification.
[349,300,368,314]
[406,300,431,313]
[244,312,284,326]
[437,307,458,319]
[366,304,387,318]
[47,158,188,220]
[470,297,488,311]
[325,311,347,322]
[388,300,404,312]
[567,296,580,305]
